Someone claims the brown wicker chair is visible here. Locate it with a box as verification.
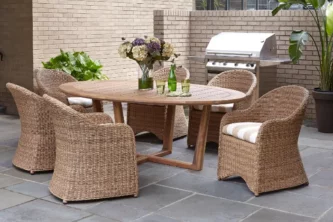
[6,83,55,174]
[36,69,100,112]
[43,94,138,203]
[218,85,309,196]
[187,70,257,146]
[127,67,189,140]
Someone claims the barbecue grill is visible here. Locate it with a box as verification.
[189,32,290,97]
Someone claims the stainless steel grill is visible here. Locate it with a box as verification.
[188,32,290,97]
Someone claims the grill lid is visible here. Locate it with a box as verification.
[206,32,277,60]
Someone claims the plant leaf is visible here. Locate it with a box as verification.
[327,3,333,36]
[289,30,309,64]
[272,0,307,16]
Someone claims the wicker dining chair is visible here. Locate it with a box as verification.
[36,69,100,112]
[187,70,257,146]
[6,83,56,174]
[218,85,309,196]
[43,94,138,203]
[127,67,190,140]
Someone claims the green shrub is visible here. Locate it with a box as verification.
[42,50,108,81]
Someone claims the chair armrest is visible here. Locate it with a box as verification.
[84,113,114,124]
[70,105,88,113]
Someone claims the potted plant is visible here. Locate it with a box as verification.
[42,50,108,81]
[272,0,333,133]
[118,36,178,90]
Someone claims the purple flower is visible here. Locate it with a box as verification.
[132,38,145,46]
[147,42,161,53]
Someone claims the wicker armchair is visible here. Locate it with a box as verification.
[187,70,257,146]
[6,83,55,174]
[127,67,190,140]
[36,69,100,112]
[43,94,138,203]
[218,85,309,196]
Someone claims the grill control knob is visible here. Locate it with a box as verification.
[234,63,238,66]
[212,61,216,65]
[223,62,227,66]
[246,63,250,67]
[250,64,254,67]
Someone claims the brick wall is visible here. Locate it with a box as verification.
[32,0,194,80]
[0,0,33,114]
[154,10,319,121]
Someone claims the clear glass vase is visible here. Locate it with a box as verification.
[138,64,153,90]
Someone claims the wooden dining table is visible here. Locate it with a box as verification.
[60,80,246,171]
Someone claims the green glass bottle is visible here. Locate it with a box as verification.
[168,64,177,92]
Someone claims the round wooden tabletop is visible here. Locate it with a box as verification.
[60,80,246,105]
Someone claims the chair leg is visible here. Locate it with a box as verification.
[63,200,67,204]
[30,170,35,175]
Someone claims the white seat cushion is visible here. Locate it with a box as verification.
[193,104,234,113]
[68,97,93,108]
[222,122,262,144]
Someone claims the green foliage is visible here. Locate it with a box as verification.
[272,0,333,91]
[42,50,108,81]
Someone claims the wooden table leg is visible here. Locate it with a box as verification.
[162,105,176,152]
[146,105,211,171]
[113,102,124,123]
[92,100,103,112]
[192,105,211,170]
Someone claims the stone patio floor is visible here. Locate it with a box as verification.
[1,109,333,222]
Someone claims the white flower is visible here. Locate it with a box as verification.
[145,37,161,44]
[118,42,132,58]
[132,45,148,61]
[162,43,174,57]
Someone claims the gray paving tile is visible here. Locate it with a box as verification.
[310,169,333,187]
[136,213,180,222]
[0,174,23,188]
[0,199,90,222]
[0,166,8,172]
[186,165,218,179]
[0,189,34,210]
[158,194,259,222]
[6,181,50,198]
[42,194,103,210]
[301,147,330,158]
[2,168,53,183]
[289,185,333,200]
[88,185,192,221]
[87,201,151,222]
[158,172,253,202]
[318,208,333,222]
[139,165,184,187]
[0,137,19,148]
[115,184,193,211]
[78,215,119,222]
[301,150,333,176]
[0,146,15,153]
[242,208,314,222]
[299,137,333,149]
[0,149,15,168]
[248,191,333,218]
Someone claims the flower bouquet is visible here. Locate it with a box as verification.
[118,36,178,90]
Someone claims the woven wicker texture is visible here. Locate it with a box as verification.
[218,85,309,196]
[43,94,138,202]
[6,83,56,173]
[127,67,187,140]
[188,70,257,146]
[36,69,97,112]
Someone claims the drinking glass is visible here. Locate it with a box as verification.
[156,80,166,95]
[181,79,191,96]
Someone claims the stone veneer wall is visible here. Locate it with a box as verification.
[0,0,33,114]
[32,0,194,80]
[154,10,319,121]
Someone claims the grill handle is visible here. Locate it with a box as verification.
[208,52,253,57]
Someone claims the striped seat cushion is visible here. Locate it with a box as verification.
[68,97,93,108]
[222,122,262,144]
[193,103,234,113]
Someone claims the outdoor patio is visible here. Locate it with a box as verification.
[0,104,333,222]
